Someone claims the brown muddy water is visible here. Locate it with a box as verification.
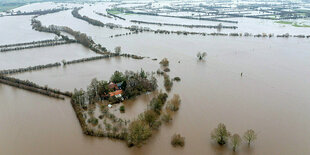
[5,33,310,154]
[0,15,55,45]
[2,2,310,154]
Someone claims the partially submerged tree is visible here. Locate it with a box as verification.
[163,74,173,92]
[119,105,125,113]
[161,109,173,123]
[127,120,152,147]
[115,46,121,55]
[166,94,181,111]
[243,129,257,146]
[159,58,169,67]
[148,92,168,114]
[211,123,231,145]
[171,134,185,147]
[197,52,207,60]
[230,134,242,152]
[139,110,159,128]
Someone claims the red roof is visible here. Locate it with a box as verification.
[109,90,123,96]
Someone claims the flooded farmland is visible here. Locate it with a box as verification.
[1,1,310,155]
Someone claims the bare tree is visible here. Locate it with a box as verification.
[197,52,207,60]
[211,123,231,145]
[230,134,242,152]
[115,46,121,55]
[243,129,257,146]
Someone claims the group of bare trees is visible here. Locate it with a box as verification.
[211,123,257,152]
[0,39,75,53]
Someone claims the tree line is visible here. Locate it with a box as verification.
[0,39,76,53]
[0,39,67,48]
[211,123,257,152]
[31,17,108,54]
[130,20,238,29]
[0,62,61,75]
[11,8,68,16]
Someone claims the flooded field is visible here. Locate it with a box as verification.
[8,33,310,154]
[75,3,310,35]
[0,15,55,45]
[0,43,99,70]
[1,1,310,155]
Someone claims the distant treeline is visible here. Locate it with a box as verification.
[0,75,71,99]
[109,31,139,38]
[11,8,68,16]
[110,8,238,23]
[130,20,238,29]
[152,29,310,39]
[218,13,307,20]
[63,53,144,65]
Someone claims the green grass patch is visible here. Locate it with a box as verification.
[275,21,293,25]
[292,23,310,28]
[107,10,121,15]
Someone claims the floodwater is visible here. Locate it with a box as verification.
[10,33,310,155]
[0,15,55,45]
[2,2,310,155]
